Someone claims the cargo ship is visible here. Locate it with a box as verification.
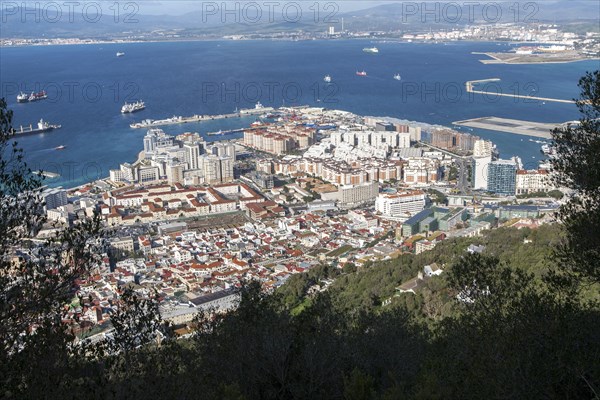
[121,100,145,113]
[356,70,367,76]
[363,47,379,53]
[12,119,61,136]
[17,90,48,103]
[239,101,274,115]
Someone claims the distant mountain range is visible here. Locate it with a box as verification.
[1,1,598,38]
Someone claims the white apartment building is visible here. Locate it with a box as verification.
[375,190,426,219]
[321,181,379,209]
[516,169,552,194]
[403,157,440,185]
[473,139,494,158]
[472,156,492,190]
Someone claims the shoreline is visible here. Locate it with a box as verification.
[1,36,586,50]
[475,51,598,65]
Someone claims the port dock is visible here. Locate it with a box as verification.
[206,126,266,137]
[453,116,561,139]
[465,78,575,104]
[130,113,243,129]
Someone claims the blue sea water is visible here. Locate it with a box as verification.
[0,39,596,187]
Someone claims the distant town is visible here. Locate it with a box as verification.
[32,104,564,338]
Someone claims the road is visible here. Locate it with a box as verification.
[417,141,471,194]
[455,158,471,194]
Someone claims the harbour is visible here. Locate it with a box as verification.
[129,113,242,129]
[3,40,592,188]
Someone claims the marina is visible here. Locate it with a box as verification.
[452,116,561,139]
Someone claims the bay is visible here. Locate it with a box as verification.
[0,39,594,187]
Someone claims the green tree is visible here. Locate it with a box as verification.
[0,98,105,397]
[551,70,600,283]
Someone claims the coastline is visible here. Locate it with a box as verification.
[474,51,598,65]
[1,36,585,50]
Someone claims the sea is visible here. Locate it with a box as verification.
[0,39,596,188]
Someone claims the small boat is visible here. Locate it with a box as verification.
[324,75,332,83]
[356,70,367,76]
[116,52,125,57]
[363,47,379,53]
[55,145,66,150]
[393,74,401,81]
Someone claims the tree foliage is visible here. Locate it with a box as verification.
[552,70,600,283]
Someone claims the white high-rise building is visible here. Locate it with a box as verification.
[398,132,411,148]
[375,190,426,220]
[472,156,492,190]
[516,169,552,194]
[201,155,222,184]
[220,156,235,182]
[409,126,422,142]
[473,139,493,158]
[143,129,173,155]
[184,143,201,170]
[137,165,160,183]
[42,187,68,210]
[166,163,185,184]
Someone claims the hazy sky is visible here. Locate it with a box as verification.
[15,1,386,15]
[117,1,391,15]
[17,1,577,16]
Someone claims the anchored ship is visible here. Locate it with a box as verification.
[17,90,48,103]
[240,101,274,115]
[363,47,379,53]
[121,100,145,113]
[17,92,29,103]
[12,119,61,136]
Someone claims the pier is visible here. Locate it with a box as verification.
[453,116,561,139]
[206,126,267,137]
[130,113,242,129]
[465,78,576,104]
